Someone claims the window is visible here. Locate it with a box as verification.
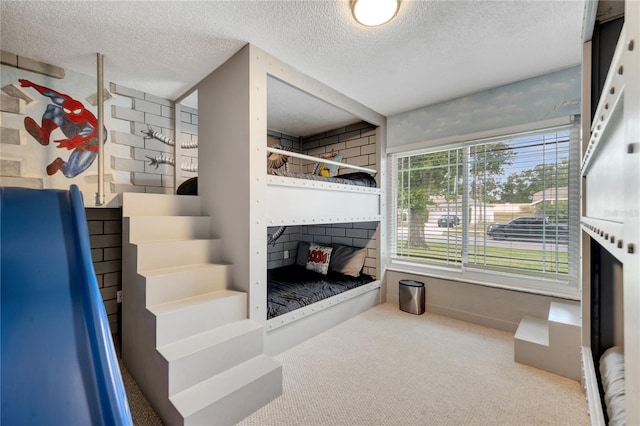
[390,125,579,290]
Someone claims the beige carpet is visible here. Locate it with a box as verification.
[115,342,163,426]
[118,302,590,425]
[239,303,589,426]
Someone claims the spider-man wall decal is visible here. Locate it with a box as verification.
[20,79,107,178]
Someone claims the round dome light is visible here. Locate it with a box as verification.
[352,0,400,27]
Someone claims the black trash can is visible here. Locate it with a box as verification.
[399,279,425,315]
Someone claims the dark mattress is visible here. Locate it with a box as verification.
[270,170,377,187]
[267,265,375,319]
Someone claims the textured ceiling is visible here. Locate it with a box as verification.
[1,1,586,137]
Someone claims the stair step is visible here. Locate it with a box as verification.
[128,216,211,243]
[159,320,263,362]
[158,320,264,395]
[170,355,283,426]
[149,290,246,346]
[514,315,549,346]
[142,263,230,306]
[514,313,581,380]
[136,239,222,271]
[122,192,202,217]
[548,301,580,327]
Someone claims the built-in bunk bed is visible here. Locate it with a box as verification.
[581,5,639,425]
[263,143,383,354]
[194,44,387,356]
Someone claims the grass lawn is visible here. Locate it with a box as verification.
[396,241,568,274]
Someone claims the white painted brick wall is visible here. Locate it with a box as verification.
[178,105,198,184]
[112,105,144,123]
[161,105,174,119]
[133,98,161,115]
[144,113,172,129]
[144,136,173,152]
[180,121,198,135]
[1,158,22,176]
[111,156,145,173]
[106,83,199,193]
[132,172,162,187]
[144,92,172,106]
[0,128,25,145]
[110,82,145,99]
[110,130,144,148]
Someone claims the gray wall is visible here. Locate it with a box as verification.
[387,270,573,332]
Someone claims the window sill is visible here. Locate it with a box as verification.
[387,258,580,301]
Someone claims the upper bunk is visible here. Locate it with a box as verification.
[265,146,383,226]
[259,71,385,227]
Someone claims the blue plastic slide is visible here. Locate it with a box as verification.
[1,185,132,425]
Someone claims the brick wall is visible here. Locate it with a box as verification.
[266,223,378,278]
[267,226,301,269]
[301,121,378,178]
[109,84,177,194]
[179,105,198,183]
[301,222,379,278]
[267,129,301,173]
[86,208,122,334]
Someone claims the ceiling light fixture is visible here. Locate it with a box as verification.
[351,0,400,27]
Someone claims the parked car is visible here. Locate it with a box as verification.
[486,216,568,242]
[438,215,461,228]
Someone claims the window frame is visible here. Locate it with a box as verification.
[387,119,581,299]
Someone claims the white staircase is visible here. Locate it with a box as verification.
[514,301,581,380]
[121,192,282,425]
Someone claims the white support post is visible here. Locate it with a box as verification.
[96,52,105,206]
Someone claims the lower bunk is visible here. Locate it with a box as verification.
[264,280,381,355]
[267,265,376,320]
[263,241,382,355]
